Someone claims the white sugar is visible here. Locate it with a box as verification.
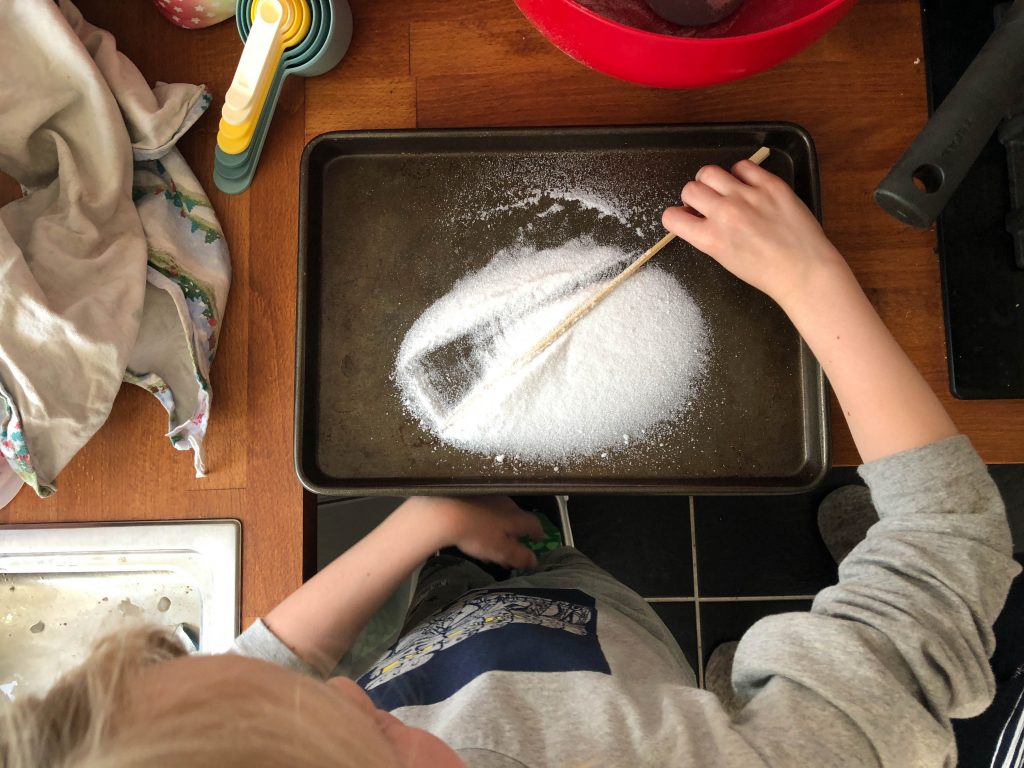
[395,237,710,462]
[447,152,662,239]
[544,188,632,226]
[478,188,544,219]
[477,187,634,226]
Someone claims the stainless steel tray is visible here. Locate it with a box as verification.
[0,520,240,698]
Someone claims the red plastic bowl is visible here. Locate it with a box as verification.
[514,0,858,88]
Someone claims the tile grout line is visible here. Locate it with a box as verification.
[648,595,818,603]
[646,597,696,603]
[689,495,704,689]
[698,595,819,603]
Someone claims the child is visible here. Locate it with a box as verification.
[3,160,1018,768]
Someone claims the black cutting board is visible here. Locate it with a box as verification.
[296,124,830,495]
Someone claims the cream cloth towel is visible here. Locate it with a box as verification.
[0,0,230,501]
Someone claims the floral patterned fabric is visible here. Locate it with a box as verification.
[127,145,230,477]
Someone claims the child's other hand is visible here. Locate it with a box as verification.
[403,496,544,570]
[661,159,844,309]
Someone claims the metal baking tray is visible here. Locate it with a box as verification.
[296,124,830,495]
[1,520,240,698]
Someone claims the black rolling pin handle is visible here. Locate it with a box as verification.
[874,0,1024,229]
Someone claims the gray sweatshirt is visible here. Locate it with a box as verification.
[235,436,1019,767]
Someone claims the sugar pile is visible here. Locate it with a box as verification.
[394,237,710,461]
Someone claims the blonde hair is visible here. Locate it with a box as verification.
[0,625,394,768]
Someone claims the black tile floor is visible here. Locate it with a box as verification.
[318,463,1024,690]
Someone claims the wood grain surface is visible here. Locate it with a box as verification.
[3,0,1022,622]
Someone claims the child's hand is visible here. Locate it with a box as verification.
[403,496,544,570]
[661,159,844,309]
[268,496,542,673]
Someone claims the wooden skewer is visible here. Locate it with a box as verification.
[513,145,771,370]
[513,231,677,368]
[747,146,772,166]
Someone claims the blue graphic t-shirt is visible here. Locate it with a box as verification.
[358,587,611,711]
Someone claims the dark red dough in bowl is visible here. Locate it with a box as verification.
[645,0,747,27]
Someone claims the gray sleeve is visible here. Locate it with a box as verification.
[231,619,326,680]
[727,436,1020,767]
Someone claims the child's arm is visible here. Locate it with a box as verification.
[663,160,956,463]
[262,497,542,675]
[663,164,1018,765]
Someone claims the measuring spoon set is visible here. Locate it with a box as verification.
[214,0,352,194]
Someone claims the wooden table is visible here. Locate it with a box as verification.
[4,0,1023,624]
